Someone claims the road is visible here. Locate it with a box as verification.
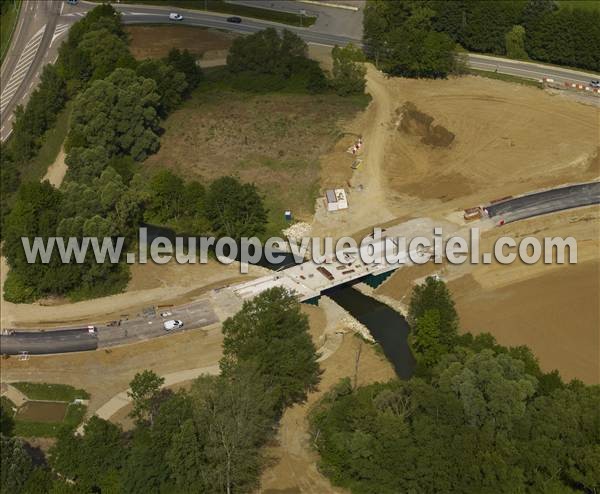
[0,0,63,141]
[467,53,599,85]
[486,181,600,224]
[2,0,599,142]
[0,298,218,355]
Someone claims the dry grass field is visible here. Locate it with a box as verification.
[144,88,368,233]
[125,25,237,60]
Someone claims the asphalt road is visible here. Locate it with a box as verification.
[467,53,600,85]
[0,0,62,141]
[0,298,218,355]
[0,328,98,355]
[486,181,600,223]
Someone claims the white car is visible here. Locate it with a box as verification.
[169,13,183,21]
[590,80,600,88]
[163,319,184,331]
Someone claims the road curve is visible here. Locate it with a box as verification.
[486,181,600,224]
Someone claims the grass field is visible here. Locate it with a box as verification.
[11,382,90,402]
[144,71,369,236]
[125,25,236,59]
[2,383,88,437]
[467,68,543,88]
[20,102,72,183]
[0,0,21,64]
[103,0,316,26]
[13,403,86,437]
[558,0,600,11]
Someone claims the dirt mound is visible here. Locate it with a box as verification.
[398,102,455,148]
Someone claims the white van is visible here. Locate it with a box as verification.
[163,320,184,331]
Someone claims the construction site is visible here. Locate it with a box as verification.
[1,26,599,493]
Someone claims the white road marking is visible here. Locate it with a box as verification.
[0,25,46,114]
[51,23,70,47]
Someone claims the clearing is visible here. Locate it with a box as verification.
[125,25,237,61]
[144,82,368,234]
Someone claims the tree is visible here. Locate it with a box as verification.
[78,28,135,81]
[67,68,161,161]
[49,417,125,492]
[435,349,538,431]
[0,401,15,436]
[331,44,367,96]
[2,181,63,301]
[408,276,458,350]
[505,25,528,59]
[128,370,165,426]
[64,145,110,183]
[205,176,267,240]
[220,287,320,410]
[145,170,186,224]
[167,369,276,494]
[364,1,456,78]
[166,48,203,93]
[137,59,188,116]
[121,391,193,493]
[226,28,324,92]
[410,308,446,367]
[1,435,33,493]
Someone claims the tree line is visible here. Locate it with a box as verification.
[1,288,321,493]
[363,0,600,77]
[226,27,366,96]
[311,276,600,493]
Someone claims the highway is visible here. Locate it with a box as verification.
[2,0,599,142]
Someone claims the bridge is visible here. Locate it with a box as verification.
[231,220,433,303]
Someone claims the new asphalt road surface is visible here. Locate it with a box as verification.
[0,298,218,355]
[486,182,600,223]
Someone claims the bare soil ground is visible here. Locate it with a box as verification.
[125,25,237,60]
[41,146,67,187]
[379,206,600,384]
[380,76,599,217]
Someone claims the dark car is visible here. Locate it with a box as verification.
[227,16,242,23]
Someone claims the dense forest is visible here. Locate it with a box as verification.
[311,277,600,493]
[364,0,600,77]
[0,6,366,304]
[1,288,320,493]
